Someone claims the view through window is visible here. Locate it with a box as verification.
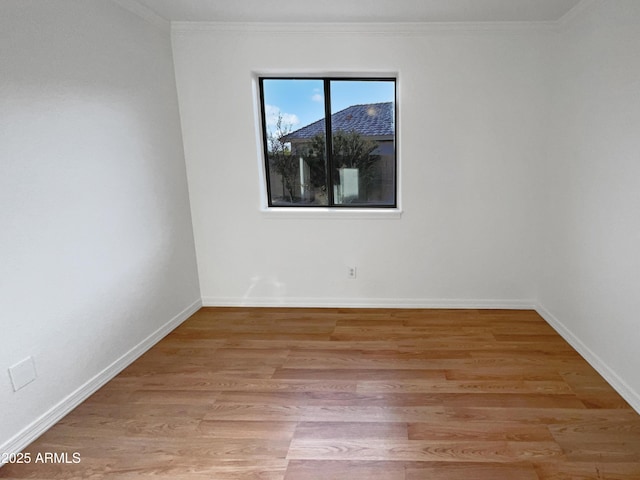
[259,77,396,207]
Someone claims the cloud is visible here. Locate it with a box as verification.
[311,93,323,103]
[264,104,300,128]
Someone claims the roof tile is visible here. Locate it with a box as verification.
[283,102,394,141]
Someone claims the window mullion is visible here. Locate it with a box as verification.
[323,79,335,206]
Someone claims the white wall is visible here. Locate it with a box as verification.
[538,0,640,410]
[0,0,200,452]
[172,24,548,308]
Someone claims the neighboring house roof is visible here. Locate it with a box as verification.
[283,102,394,141]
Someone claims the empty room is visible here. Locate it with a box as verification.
[1,0,639,478]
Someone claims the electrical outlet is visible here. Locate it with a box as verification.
[347,266,357,279]
[8,356,37,392]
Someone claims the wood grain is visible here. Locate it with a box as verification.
[2,307,640,479]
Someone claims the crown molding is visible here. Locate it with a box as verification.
[115,0,596,36]
[556,0,599,29]
[110,0,170,32]
[171,20,558,36]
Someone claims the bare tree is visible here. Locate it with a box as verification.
[267,114,298,203]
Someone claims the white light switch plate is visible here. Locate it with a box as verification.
[8,356,37,392]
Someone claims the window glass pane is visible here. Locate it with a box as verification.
[330,80,395,206]
[261,79,328,206]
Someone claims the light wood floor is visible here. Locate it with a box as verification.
[3,308,640,479]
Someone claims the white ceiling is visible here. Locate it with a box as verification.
[133,0,583,23]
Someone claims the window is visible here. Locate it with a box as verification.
[259,77,397,208]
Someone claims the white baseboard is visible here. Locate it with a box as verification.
[536,304,640,414]
[202,296,537,310]
[0,298,202,460]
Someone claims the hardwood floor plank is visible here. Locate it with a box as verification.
[214,391,446,407]
[398,339,576,353]
[534,462,640,480]
[0,461,290,480]
[286,438,565,462]
[30,436,292,463]
[214,390,585,408]
[61,402,212,421]
[445,367,566,381]
[548,417,640,442]
[223,339,402,351]
[203,404,449,423]
[293,422,408,440]
[272,368,447,380]
[127,389,219,405]
[408,421,554,441]
[44,415,202,439]
[284,460,404,480]
[112,377,357,393]
[331,328,496,342]
[442,406,640,423]
[356,379,574,394]
[405,461,539,480]
[560,369,633,409]
[196,420,298,439]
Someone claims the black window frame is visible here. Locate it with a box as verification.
[258,76,398,209]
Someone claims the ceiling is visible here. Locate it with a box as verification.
[133,0,583,23]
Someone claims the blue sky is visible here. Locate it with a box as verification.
[262,79,395,133]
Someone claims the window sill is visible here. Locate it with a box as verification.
[259,207,403,220]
